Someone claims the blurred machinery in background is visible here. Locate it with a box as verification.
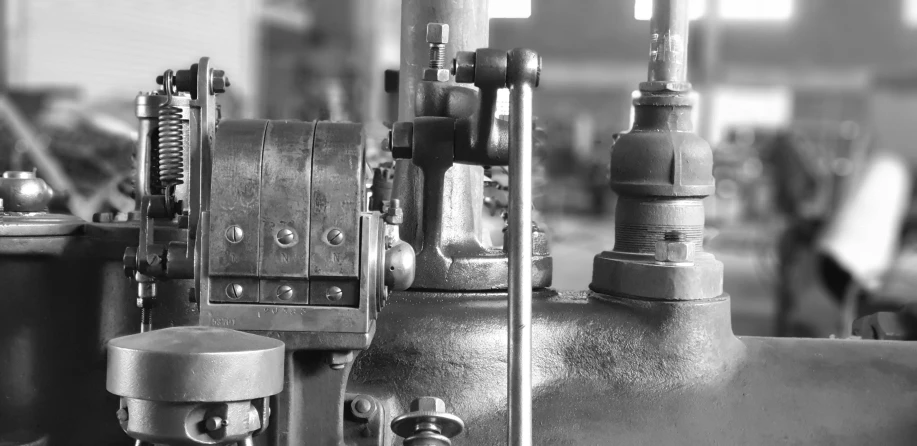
[3,1,917,446]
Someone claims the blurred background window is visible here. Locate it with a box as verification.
[719,0,794,21]
[490,0,531,19]
[635,0,794,22]
[906,0,917,26]
[709,87,793,145]
[634,0,706,21]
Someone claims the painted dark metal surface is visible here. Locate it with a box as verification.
[0,223,195,446]
[352,290,917,445]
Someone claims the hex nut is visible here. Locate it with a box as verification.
[390,122,414,159]
[211,70,230,93]
[639,80,691,93]
[327,350,355,370]
[385,199,404,225]
[654,240,695,263]
[453,51,476,83]
[423,68,451,82]
[426,23,449,44]
[411,396,446,413]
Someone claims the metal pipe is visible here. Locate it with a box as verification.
[392,0,489,256]
[507,59,535,446]
[647,0,689,83]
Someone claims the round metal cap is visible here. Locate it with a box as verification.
[106,326,285,402]
[0,171,53,212]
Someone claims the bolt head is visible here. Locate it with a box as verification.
[276,228,296,246]
[211,70,230,93]
[385,199,404,225]
[410,396,446,413]
[426,23,449,44]
[423,68,451,82]
[390,122,414,159]
[654,240,695,263]
[327,350,355,370]
[226,283,244,300]
[205,416,226,432]
[326,286,343,302]
[353,397,373,415]
[225,225,244,243]
[276,285,294,301]
[327,229,344,246]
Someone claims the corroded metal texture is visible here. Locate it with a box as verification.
[352,290,917,445]
[392,0,549,292]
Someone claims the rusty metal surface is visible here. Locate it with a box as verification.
[393,0,541,292]
[351,290,917,445]
[207,119,268,279]
[259,121,314,280]
[309,122,364,279]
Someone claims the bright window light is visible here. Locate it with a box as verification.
[906,0,917,26]
[634,0,706,21]
[490,0,531,18]
[719,0,794,21]
[708,86,793,145]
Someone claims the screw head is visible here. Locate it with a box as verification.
[411,396,446,412]
[276,285,294,301]
[225,283,243,300]
[225,225,244,243]
[426,23,449,44]
[327,229,344,246]
[205,416,226,432]
[326,286,343,302]
[276,228,296,246]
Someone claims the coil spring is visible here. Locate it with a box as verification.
[157,104,185,187]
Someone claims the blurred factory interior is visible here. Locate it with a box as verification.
[4,0,917,340]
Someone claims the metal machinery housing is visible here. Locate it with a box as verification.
[1,0,917,445]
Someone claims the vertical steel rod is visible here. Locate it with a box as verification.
[508,79,533,446]
[647,0,689,83]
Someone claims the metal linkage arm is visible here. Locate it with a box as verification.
[505,48,540,446]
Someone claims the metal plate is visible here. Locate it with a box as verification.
[309,122,364,278]
[261,279,310,305]
[309,279,360,307]
[260,121,315,279]
[209,277,259,305]
[208,119,269,277]
[199,215,377,334]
